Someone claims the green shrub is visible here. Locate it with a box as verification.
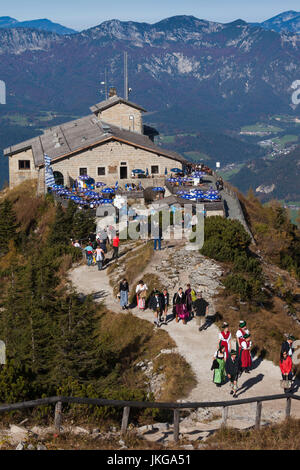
[201,216,251,263]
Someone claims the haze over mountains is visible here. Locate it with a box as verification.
[0,11,300,199]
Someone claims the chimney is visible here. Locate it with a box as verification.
[109,87,117,98]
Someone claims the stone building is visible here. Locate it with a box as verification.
[4,89,187,193]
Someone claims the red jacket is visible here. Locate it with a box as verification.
[113,237,120,247]
[280,356,292,374]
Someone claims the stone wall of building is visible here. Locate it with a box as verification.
[43,140,181,191]
[96,103,143,133]
[8,148,39,189]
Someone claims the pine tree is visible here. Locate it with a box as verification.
[48,203,70,246]
[72,209,96,241]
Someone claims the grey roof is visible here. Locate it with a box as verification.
[90,95,147,114]
[152,196,224,212]
[4,114,186,167]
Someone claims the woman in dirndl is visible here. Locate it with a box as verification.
[219,322,231,360]
[239,333,252,373]
[173,288,189,324]
[213,345,226,387]
[136,280,148,310]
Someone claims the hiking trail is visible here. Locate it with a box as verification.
[69,240,300,445]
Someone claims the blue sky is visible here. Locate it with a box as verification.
[2,0,299,30]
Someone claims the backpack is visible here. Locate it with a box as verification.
[191,289,197,302]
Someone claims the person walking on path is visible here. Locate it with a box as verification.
[212,345,226,387]
[84,244,94,267]
[149,290,164,327]
[112,233,120,260]
[161,288,169,325]
[119,279,129,310]
[225,350,241,398]
[236,320,250,354]
[219,322,231,361]
[173,288,188,324]
[192,292,209,330]
[239,333,252,374]
[136,280,148,310]
[185,284,195,318]
[280,350,293,393]
[95,246,105,271]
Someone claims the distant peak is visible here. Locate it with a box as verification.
[225,19,248,27]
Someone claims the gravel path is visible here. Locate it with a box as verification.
[69,242,300,432]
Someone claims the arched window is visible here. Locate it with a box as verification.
[53,171,64,186]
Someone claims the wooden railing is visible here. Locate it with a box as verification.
[0,394,298,442]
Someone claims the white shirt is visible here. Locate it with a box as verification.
[136,284,148,294]
[240,340,252,350]
[219,332,231,343]
[236,328,249,339]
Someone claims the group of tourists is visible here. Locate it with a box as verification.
[119,281,210,328]
[74,227,120,271]
[212,320,252,397]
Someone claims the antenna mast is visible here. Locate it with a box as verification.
[124,52,128,100]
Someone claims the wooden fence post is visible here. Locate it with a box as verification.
[222,406,228,427]
[255,401,262,430]
[121,406,130,434]
[173,409,180,443]
[286,397,292,419]
[54,401,63,432]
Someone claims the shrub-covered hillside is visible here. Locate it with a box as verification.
[0,181,195,423]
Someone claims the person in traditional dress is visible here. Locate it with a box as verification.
[281,334,295,358]
[136,280,148,310]
[225,350,241,398]
[213,345,226,387]
[239,333,252,374]
[149,290,164,327]
[161,288,169,325]
[185,284,194,318]
[219,322,231,360]
[236,320,250,354]
[173,288,188,324]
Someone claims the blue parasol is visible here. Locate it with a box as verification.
[102,187,115,194]
[132,169,145,174]
[166,178,178,183]
[152,187,165,191]
[96,182,106,187]
[171,168,182,173]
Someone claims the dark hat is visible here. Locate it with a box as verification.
[243,333,250,339]
[222,322,229,328]
[287,335,296,341]
[230,350,237,356]
[239,320,246,327]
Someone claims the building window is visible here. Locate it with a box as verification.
[53,171,64,186]
[151,165,159,174]
[79,168,87,176]
[97,167,106,176]
[18,160,30,170]
[120,162,127,166]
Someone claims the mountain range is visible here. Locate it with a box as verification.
[0,16,76,35]
[256,10,300,34]
[0,13,300,197]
